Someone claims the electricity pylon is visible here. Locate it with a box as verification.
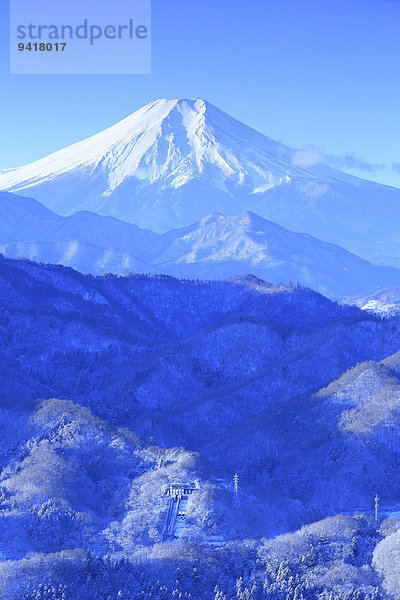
[233,473,240,510]
[375,493,379,525]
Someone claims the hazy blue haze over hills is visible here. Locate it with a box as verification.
[1,192,400,299]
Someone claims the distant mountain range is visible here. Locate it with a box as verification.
[1,192,400,298]
[1,98,400,268]
[0,191,155,274]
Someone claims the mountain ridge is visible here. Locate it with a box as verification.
[2,192,400,298]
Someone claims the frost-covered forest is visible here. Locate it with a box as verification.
[1,255,400,599]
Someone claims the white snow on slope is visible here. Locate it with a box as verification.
[343,287,400,317]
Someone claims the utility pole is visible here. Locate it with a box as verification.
[375,493,379,525]
[233,473,240,511]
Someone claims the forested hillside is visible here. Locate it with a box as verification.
[1,255,400,599]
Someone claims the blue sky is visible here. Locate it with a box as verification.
[1,0,400,187]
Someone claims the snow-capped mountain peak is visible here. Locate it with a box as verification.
[0,97,308,199]
[1,98,400,269]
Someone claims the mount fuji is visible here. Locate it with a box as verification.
[1,98,400,267]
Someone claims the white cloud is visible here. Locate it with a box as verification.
[291,145,325,168]
[292,145,388,175]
